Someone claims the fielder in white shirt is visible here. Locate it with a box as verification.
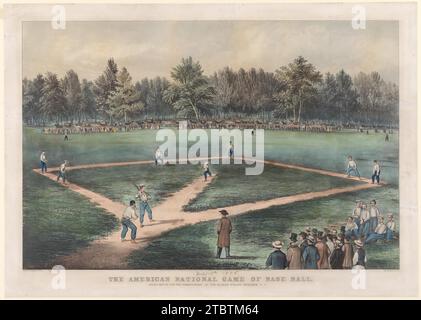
[154,147,163,165]
[203,162,212,181]
[372,160,381,184]
[121,200,138,243]
[346,156,361,178]
[56,160,68,183]
[359,203,370,238]
[369,199,380,232]
[40,152,48,173]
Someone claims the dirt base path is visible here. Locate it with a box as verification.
[56,175,216,269]
[33,159,382,269]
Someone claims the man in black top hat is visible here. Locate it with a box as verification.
[298,232,309,255]
[287,233,302,269]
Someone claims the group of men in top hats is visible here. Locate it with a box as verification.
[266,198,397,270]
[266,227,367,270]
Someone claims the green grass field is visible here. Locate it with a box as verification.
[67,163,363,212]
[69,164,202,206]
[23,174,119,268]
[127,186,399,269]
[23,127,399,269]
[184,164,363,211]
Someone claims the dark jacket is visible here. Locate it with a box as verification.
[302,244,320,269]
[299,239,308,255]
[329,248,344,269]
[266,250,288,269]
[217,217,232,247]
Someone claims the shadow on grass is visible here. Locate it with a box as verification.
[141,219,184,227]
[225,255,259,260]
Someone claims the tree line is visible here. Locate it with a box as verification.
[22,56,398,126]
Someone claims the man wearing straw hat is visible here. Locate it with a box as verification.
[216,209,232,258]
[353,240,367,269]
[266,240,287,269]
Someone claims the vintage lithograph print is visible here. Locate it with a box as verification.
[3,2,418,297]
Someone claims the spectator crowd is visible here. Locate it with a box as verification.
[266,199,397,270]
[40,119,396,136]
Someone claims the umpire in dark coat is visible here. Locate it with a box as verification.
[266,241,288,269]
[216,209,232,258]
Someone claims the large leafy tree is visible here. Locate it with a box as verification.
[21,54,399,126]
[147,77,171,117]
[353,72,371,121]
[211,67,236,114]
[23,74,45,125]
[354,71,383,123]
[272,90,294,119]
[40,72,66,123]
[107,67,144,123]
[275,56,322,123]
[135,78,150,115]
[366,72,384,122]
[354,71,398,124]
[62,69,82,122]
[316,72,338,119]
[334,69,358,122]
[164,57,214,120]
[135,77,172,118]
[380,81,399,123]
[80,79,97,121]
[211,67,280,117]
[255,69,280,117]
[22,78,33,123]
[93,58,119,123]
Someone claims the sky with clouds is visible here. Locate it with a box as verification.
[23,20,399,83]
